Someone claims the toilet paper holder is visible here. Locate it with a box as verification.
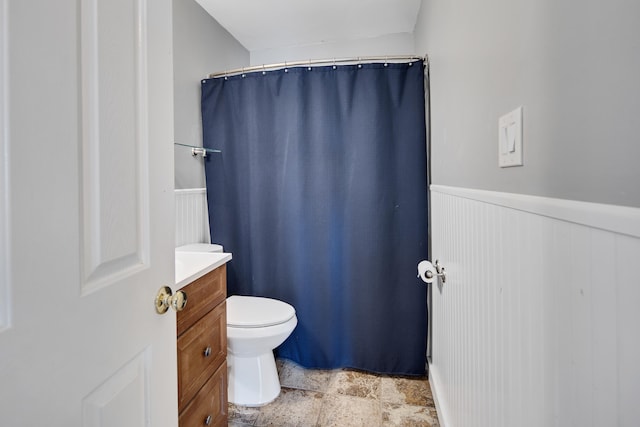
[426,259,446,284]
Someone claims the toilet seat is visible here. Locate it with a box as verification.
[227,295,296,328]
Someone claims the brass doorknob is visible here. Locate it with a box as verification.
[155,286,188,314]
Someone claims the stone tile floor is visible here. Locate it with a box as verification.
[228,358,440,427]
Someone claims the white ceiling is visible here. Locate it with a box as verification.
[194,0,422,52]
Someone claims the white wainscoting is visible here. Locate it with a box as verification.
[175,188,210,247]
[429,185,640,427]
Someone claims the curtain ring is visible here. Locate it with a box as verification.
[308,59,312,71]
[384,56,388,67]
[241,67,246,78]
[357,57,362,69]
[332,58,337,70]
[284,61,288,73]
[262,64,266,75]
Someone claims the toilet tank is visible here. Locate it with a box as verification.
[175,243,224,253]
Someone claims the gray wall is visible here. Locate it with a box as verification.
[250,33,415,66]
[414,0,640,207]
[173,0,249,189]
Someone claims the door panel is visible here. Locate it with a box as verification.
[82,350,150,427]
[0,1,176,426]
[80,0,150,293]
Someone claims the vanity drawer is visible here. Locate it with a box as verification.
[177,302,227,411]
[179,361,228,427]
[177,264,226,336]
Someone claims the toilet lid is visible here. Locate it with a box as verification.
[175,243,223,252]
[227,295,296,328]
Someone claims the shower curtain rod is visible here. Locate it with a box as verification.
[207,54,427,79]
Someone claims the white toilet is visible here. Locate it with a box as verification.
[175,243,224,253]
[176,243,298,406]
[226,295,297,406]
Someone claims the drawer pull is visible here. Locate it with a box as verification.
[204,415,212,425]
[203,346,212,357]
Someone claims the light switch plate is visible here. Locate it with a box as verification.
[498,106,523,167]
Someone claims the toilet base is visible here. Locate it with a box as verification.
[227,352,281,406]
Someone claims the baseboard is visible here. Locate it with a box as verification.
[428,362,449,427]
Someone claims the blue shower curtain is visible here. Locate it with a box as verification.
[201,61,428,375]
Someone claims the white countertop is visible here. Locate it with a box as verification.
[175,251,232,289]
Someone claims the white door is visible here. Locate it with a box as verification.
[0,0,177,426]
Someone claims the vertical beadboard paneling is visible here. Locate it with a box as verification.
[429,185,640,427]
[591,229,617,426]
[175,188,210,247]
[616,235,640,425]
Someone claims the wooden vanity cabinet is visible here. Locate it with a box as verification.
[176,264,227,427]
